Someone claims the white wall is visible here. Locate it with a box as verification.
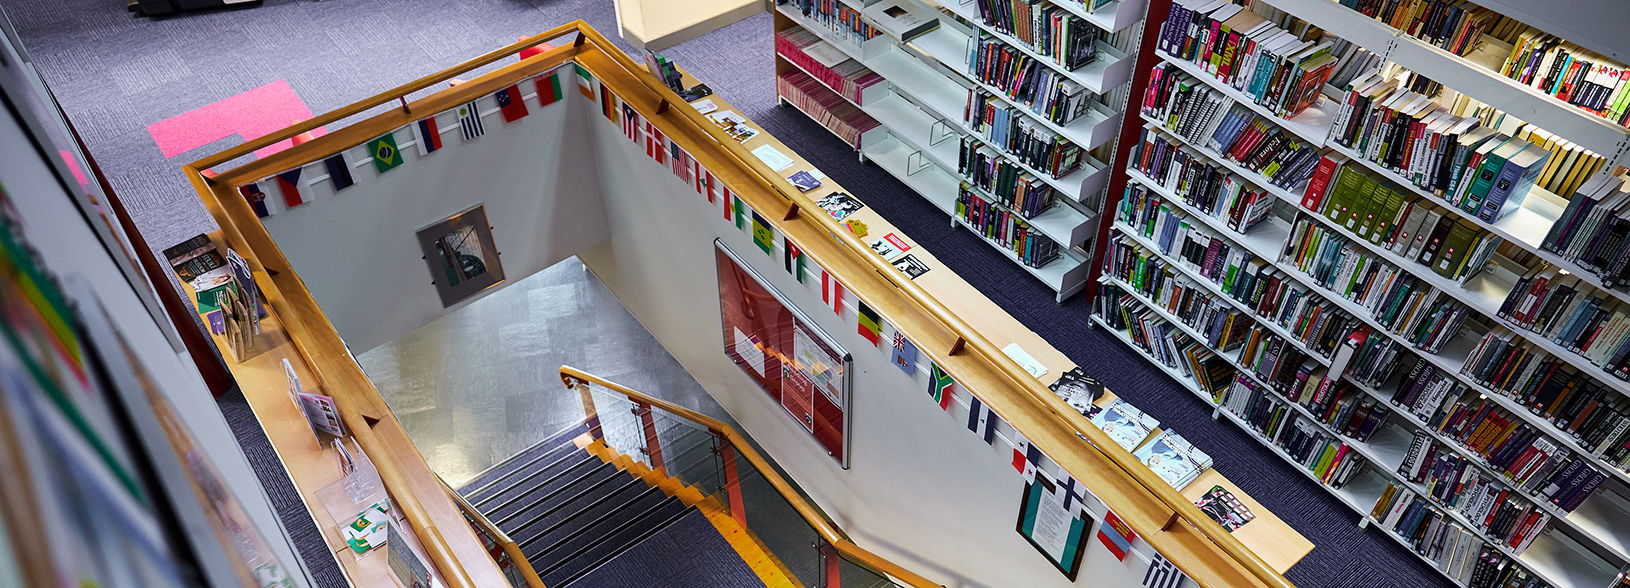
[263,76,1184,588]
[260,88,609,353]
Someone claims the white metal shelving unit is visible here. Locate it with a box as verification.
[776,0,1143,300]
[1095,0,1630,579]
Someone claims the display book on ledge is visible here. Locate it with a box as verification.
[1045,364,1219,492]
[1099,1,1630,586]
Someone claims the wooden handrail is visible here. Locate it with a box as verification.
[182,21,1296,588]
[558,366,943,588]
[436,476,547,588]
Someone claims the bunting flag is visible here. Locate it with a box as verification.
[323,153,354,191]
[495,85,528,122]
[751,211,774,255]
[704,171,718,203]
[722,186,734,221]
[783,240,804,281]
[733,195,747,230]
[821,268,844,315]
[535,70,564,107]
[1011,432,1038,482]
[622,103,643,143]
[647,122,666,164]
[693,159,705,194]
[928,363,954,410]
[670,142,692,184]
[273,167,311,207]
[367,133,403,173]
[574,63,595,98]
[239,184,270,218]
[457,101,485,141]
[891,331,917,377]
[966,395,996,444]
[856,302,882,346]
[1055,475,1086,517]
[1144,554,1190,588]
[412,117,443,155]
[599,85,617,123]
[1098,510,1136,561]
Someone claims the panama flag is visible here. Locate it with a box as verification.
[535,70,564,107]
[495,85,528,122]
[1097,510,1136,561]
[821,267,844,315]
[928,363,954,410]
[574,63,595,99]
[272,167,311,208]
[1011,432,1038,482]
[412,117,443,156]
[622,103,642,143]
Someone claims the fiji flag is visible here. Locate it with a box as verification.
[273,167,311,208]
[412,117,443,156]
[890,330,917,377]
[495,85,528,122]
[622,103,642,144]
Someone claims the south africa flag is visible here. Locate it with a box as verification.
[368,133,403,173]
[929,363,955,410]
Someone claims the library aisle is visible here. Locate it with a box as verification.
[2,1,1469,587]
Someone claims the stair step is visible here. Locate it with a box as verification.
[490,458,616,526]
[518,483,667,556]
[507,470,651,546]
[461,422,589,503]
[539,499,692,588]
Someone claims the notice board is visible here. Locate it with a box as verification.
[715,241,850,467]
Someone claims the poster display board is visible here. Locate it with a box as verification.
[715,241,851,467]
[1017,473,1094,581]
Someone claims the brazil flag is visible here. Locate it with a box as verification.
[369,133,404,173]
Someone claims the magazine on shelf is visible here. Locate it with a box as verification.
[1133,430,1212,490]
[1088,398,1158,451]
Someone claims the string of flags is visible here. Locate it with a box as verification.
[236,66,571,219]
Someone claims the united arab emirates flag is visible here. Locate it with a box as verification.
[574,63,595,99]
[929,363,954,410]
[368,133,403,173]
[752,211,774,255]
[857,302,882,346]
[536,70,564,107]
[495,85,528,122]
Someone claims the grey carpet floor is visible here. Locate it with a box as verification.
[572,509,768,588]
[0,1,1456,587]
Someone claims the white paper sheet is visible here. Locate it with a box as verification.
[752,144,795,171]
[1002,343,1048,378]
[735,327,766,376]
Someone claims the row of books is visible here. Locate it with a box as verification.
[1396,355,1608,513]
[957,140,1057,218]
[1109,286,1239,398]
[775,28,885,105]
[1500,30,1630,128]
[1110,245,1253,355]
[1394,443,1551,559]
[1370,487,1529,587]
[1114,195,1268,303]
[968,40,1095,126]
[776,71,880,148]
[1332,0,1510,58]
[1156,0,1336,119]
[1499,264,1630,378]
[1283,213,1474,353]
[1142,83,1323,193]
[785,0,881,48]
[1304,162,1506,285]
[955,187,1061,267]
[1461,331,1630,472]
[963,100,1085,179]
[1129,133,1274,234]
[970,0,1102,71]
[1539,173,1630,288]
[1331,70,1604,219]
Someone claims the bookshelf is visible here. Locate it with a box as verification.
[1094,1,1630,586]
[773,0,1149,301]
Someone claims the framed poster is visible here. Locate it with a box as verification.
[416,204,505,307]
[1017,473,1093,581]
[715,240,851,467]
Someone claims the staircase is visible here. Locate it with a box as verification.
[457,423,768,588]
